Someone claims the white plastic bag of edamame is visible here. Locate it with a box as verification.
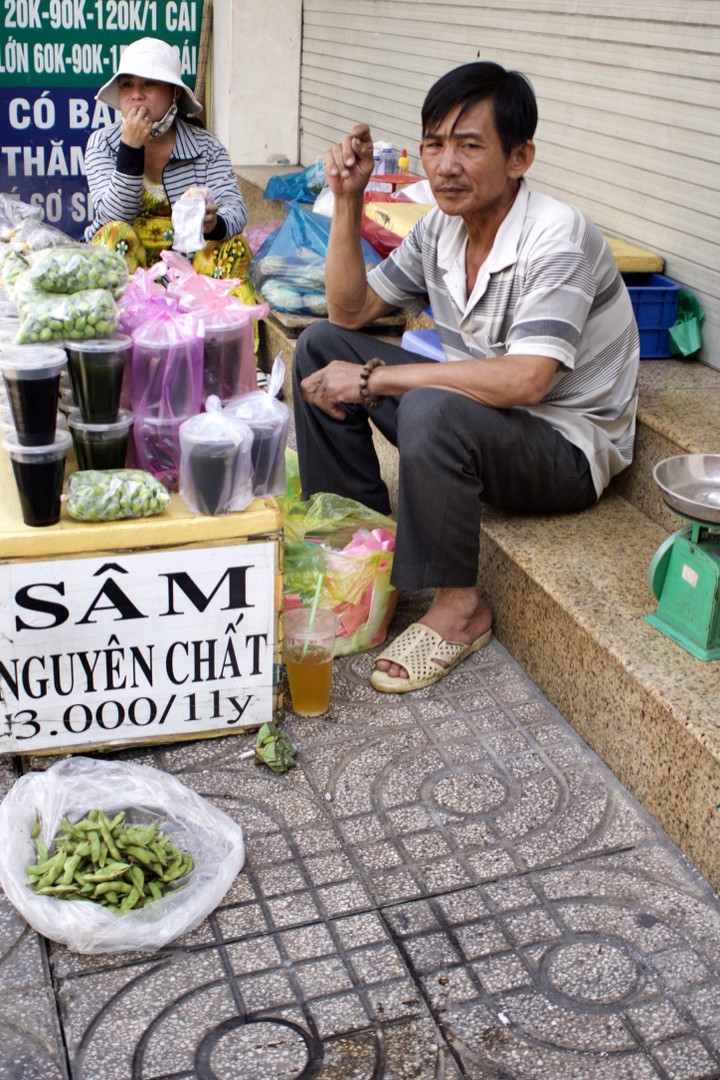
[0,756,245,954]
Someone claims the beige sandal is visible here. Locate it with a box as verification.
[370,622,492,694]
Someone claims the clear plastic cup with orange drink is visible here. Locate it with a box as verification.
[284,607,338,716]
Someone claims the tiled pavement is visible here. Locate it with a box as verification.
[2,592,720,1080]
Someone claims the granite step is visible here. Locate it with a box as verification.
[481,494,719,892]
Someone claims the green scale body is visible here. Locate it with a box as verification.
[646,519,720,661]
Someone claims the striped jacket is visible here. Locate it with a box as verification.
[83,117,248,242]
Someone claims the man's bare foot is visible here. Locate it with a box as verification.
[374,587,492,680]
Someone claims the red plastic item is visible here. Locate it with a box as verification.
[368,172,423,192]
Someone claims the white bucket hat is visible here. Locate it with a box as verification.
[95,37,203,115]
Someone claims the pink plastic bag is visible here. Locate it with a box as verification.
[117,268,175,335]
[160,252,270,404]
[130,309,204,490]
[244,221,282,254]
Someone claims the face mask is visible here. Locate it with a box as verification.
[150,101,178,138]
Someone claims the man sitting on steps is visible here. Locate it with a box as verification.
[292,60,640,694]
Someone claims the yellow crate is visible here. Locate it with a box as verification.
[604,236,665,274]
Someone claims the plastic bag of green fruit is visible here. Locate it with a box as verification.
[0,756,245,954]
[15,287,119,343]
[65,469,171,521]
[24,244,128,298]
[0,245,29,290]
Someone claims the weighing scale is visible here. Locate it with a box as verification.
[646,454,720,661]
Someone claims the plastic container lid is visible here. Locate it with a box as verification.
[68,408,134,436]
[0,316,20,342]
[3,427,72,460]
[1,408,67,434]
[63,334,133,355]
[202,317,253,335]
[0,344,67,378]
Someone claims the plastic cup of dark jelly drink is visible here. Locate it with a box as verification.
[1,408,67,438]
[202,320,257,402]
[185,436,250,515]
[3,428,72,527]
[179,417,254,515]
[224,393,289,496]
[64,334,132,423]
[0,345,66,446]
[68,409,133,471]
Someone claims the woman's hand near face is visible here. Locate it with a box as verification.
[121,104,153,148]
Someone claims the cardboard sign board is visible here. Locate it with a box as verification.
[0,536,282,754]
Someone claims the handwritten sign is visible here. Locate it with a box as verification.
[0,539,279,753]
[0,0,204,238]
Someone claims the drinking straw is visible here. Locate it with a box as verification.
[302,573,324,657]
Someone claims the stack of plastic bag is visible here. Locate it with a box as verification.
[250,204,381,317]
[263,160,326,203]
[0,199,118,340]
[11,245,127,344]
[312,182,436,258]
[279,492,397,656]
[161,251,269,403]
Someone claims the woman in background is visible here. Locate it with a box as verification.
[84,36,256,306]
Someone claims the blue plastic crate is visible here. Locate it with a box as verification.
[623,273,682,358]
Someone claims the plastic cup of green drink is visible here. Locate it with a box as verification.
[68,409,133,471]
[64,334,132,423]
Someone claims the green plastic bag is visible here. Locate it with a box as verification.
[284,447,301,500]
[669,291,704,357]
[279,493,397,656]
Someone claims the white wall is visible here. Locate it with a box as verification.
[298,1,720,370]
[212,0,302,167]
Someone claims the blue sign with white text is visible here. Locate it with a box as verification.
[1,87,114,238]
[0,2,203,239]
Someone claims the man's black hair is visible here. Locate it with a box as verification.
[422,61,538,157]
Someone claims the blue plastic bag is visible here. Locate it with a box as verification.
[263,160,326,203]
[249,204,381,317]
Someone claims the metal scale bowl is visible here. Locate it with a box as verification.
[646,454,720,660]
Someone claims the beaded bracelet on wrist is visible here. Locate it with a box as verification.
[359,357,386,409]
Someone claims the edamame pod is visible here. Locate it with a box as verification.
[26,810,194,914]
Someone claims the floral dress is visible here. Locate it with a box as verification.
[90,178,257,309]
